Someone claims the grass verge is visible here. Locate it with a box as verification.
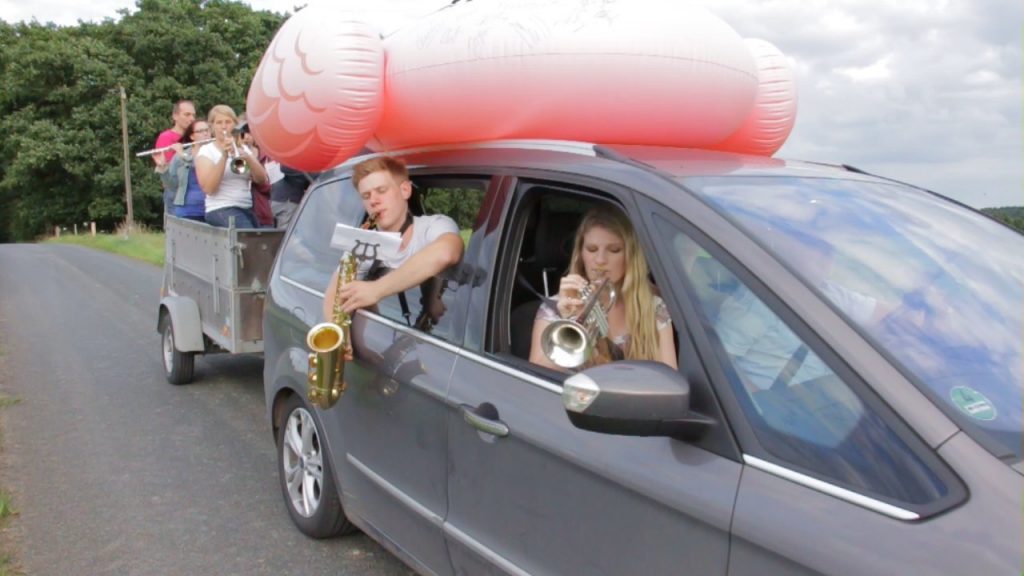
[45,224,470,269]
[0,553,19,576]
[0,484,20,576]
[44,229,165,268]
[0,338,24,575]
[0,490,13,520]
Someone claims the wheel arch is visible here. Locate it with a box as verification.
[271,385,300,440]
[158,296,204,352]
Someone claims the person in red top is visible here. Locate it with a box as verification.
[237,113,274,227]
[154,100,196,167]
[155,100,196,212]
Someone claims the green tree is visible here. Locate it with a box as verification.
[981,207,1024,235]
[0,0,288,241]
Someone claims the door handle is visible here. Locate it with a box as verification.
[460,403,509,437]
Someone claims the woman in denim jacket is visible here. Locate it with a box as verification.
[164,120,212,222]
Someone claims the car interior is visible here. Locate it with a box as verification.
[507,192,611,361]
[501,188,687,382]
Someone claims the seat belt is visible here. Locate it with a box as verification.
[771,344,809,391]
[366,213,417,326]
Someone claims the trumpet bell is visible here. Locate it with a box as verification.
[222,128,249,176]
[230,157,249,175]
[540,319,591,369]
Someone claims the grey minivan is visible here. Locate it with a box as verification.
[262,141,1022,575]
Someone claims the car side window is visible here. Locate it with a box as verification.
[499,189,605,364]
[371,176,489,344]
[278,177,363,293]
[659,216,952,508]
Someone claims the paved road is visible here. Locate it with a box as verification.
[0,244,413,576]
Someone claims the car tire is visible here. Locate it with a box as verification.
[276,394,355,538]
[161,317,195,385]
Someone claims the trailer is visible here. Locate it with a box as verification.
[157,215,285,384]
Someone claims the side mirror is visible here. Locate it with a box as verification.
[562,361,714,440]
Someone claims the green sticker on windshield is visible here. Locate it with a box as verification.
[950,386,997,421]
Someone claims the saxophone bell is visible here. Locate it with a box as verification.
[306,322,345,406]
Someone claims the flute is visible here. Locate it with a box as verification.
[135,137,215,158]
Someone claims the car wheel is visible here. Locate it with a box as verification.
[161,317,195,385]
[277,394,355,538]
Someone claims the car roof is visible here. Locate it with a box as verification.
[323,139,884,184]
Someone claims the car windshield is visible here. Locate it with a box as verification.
[682,175,1024,461]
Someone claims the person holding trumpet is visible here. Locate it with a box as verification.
[529,206,677,372]
[195,105,269,228]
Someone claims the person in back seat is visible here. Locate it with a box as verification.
[529,206,678,372]
[322,156,464,318]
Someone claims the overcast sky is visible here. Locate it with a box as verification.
[1,0,1020,208]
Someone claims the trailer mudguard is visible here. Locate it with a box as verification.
[158,296,205,353]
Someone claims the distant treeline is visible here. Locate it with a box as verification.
[980,207,1024,235]
[0,0,288,242]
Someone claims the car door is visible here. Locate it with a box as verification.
[442,176,741,575]
[336,173,492,574]
[271,174,488,575]
[644,202,975,576]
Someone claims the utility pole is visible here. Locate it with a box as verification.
[119,85,134,234]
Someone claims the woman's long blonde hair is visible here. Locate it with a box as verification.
[567,206,660,361]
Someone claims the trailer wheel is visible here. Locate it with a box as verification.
[161,317,195,385]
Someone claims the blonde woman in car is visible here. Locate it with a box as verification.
[529,206,677,372]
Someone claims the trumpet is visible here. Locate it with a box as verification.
[135,138,215,157]
[541,278,616,369]
[223,129,249,175]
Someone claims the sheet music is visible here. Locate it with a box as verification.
[329,223,403,262]
[265,160,284,185]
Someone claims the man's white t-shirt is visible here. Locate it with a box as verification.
[356,214,460,279]
[197,143,254,212]
[820,281,877,325]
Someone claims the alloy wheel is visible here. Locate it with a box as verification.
[282,407,324,518]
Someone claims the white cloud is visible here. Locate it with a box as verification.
[2,0,1021,207]
[697,0,1022,207]
[836,55,893,82]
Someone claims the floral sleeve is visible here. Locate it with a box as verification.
[654,296,672,330]
[535,297,561,322]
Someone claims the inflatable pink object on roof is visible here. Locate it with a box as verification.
[247,0,798,172]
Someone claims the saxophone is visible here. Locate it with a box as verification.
[305,214,377,409]
[306,254,355,408]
